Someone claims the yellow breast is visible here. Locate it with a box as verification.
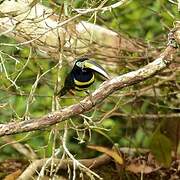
[74,74,95,86]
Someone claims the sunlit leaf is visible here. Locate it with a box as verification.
[87,145,123,165]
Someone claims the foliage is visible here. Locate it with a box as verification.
[0,0,179,178]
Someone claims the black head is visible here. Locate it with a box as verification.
[74,57,110,79]
[74,57,88,69]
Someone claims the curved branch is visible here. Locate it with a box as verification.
[0,45,176,137]
[0,0,145,63]
[18,146,149,179]
[18,154,111,180]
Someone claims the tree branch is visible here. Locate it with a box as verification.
[18,154,111,180]
[0,45,176,137]
[0,0,145,65]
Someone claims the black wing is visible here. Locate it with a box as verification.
[57,72,75,96]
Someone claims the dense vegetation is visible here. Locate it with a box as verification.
[0,0,179,179]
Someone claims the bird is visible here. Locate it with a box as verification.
[57,57,110,97]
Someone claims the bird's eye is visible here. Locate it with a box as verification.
[76,61,82,68]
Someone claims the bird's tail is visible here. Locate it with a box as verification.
[56,87,67,97]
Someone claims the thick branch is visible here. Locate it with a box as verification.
[0,0,145,64]
[0,45,176,137]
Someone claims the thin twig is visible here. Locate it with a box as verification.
[62,122,102,179]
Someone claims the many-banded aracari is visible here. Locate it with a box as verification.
[57,57,109,96]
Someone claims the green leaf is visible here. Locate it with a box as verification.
[141,100,150,114]
[135,127,145,146]
[150,132,172,167]
[102,118,116,129]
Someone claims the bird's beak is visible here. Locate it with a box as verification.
[84,60,110,79]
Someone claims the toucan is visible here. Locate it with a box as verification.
[57,57,109,96]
